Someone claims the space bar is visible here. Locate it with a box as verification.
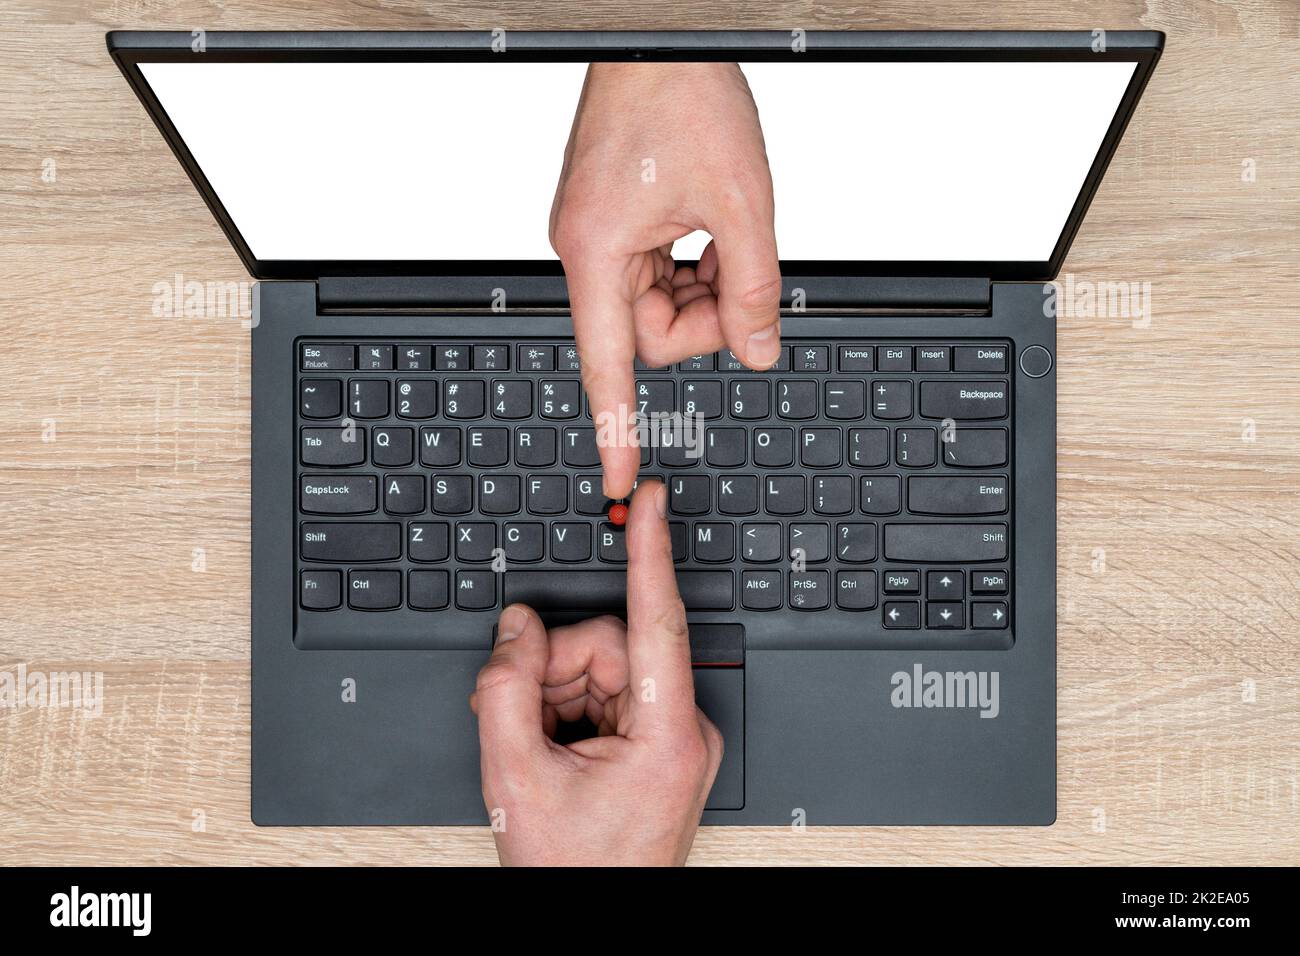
[504,571,734,611]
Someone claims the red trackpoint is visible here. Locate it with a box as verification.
[608,503,628,526]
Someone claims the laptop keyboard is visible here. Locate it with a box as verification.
[296,338,1012,649]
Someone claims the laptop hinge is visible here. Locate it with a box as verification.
[316,275,992,314]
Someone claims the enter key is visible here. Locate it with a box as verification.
[908,475,1008,515]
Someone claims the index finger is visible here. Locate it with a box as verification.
[565,262,640,499]
[623,480,698,736]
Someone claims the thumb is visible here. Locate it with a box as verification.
[472,604,552,784]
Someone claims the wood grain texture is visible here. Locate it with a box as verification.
[1,1,1297,865]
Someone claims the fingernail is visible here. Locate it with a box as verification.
[746,323,780,367]
[497,606,527,643]
[655,483,668,518]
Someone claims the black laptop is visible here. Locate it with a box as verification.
[109,30,1161,825]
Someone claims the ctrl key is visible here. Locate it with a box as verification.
[348,570,400,610]
[300,570,341,610]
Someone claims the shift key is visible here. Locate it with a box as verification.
[884,523,1007,562]
[301,522,401,562]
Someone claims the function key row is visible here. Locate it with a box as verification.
[302,343,1009,374]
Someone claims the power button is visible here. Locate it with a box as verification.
[1019,345,1053,378]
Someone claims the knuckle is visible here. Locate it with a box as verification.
[735,274,783,318]
[474,657,524,697]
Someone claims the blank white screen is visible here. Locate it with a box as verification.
[140,59,1135,263]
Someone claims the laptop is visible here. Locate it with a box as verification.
[109,30,1162,825]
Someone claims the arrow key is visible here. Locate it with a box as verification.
[883,601,920,628]
[926,570,964,599]
[972,601,1009,629]
[926,601,965,628]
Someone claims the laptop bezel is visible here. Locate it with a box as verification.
[107,30,1163,283]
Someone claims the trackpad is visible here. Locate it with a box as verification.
[693,667,744,811]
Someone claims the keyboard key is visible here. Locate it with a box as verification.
[562,428,601,467]
[526,475,567,515]
[824,381,865,419]
[431,475,473,514]
[680,380,723,419]
[801,428,842,467]
[777,381,817,419]
[877,346,912,371]
[419,427,460,467]
[764,476,805,515]
[518,345,555,371]
[598,528,624,564]
[408,570,450,610]
[348,380,389,418]
[793,346,830,372]
[741,523,781,562]
[788,571,829,609]
[300,522,400,562]
[941,428,1008,467]
[717,475,758,515]
[348,570,401,610]
[503,522,545,563]
[435,345,470,371]
[693,523,734,563]
[468,427,509,467]
[883,601,920,628]
[456,571,496,610]
[479,475,521,515]
[836,571,877,610]
[473,345,509,370]
[836,523,876,562]
[383,475,425,515]
[492,380,531,419]
[927,570,964,600]
[300,570,341,610]
[515,428,556,468]
[551,523,593,562]
[557,345,581,371]
[636,380,674,418]
[859,475,901,515]
[972,601,1009,628]
[920,381,1008,420]
[883,523,1008,562]
[670,475,710,515]
[848,428,889,467]
[954,346,1007,372]
[301,427,365,467]
[838,345,874,372]
[300,379,342,419]
[915,346,951,371]
[812,476,853,515]
[971,570,1009,594]
[753,428,794,467]
[789,524,829,563]
[456,522,496,562]
[397,345,431,371]
[373,426,414,467]
[927,601,964,628]
[573,475,607,515]
[540,381,581,419]
[502,571,733,610]
[741,571,782,610]
[895,428,937,468]
[883,570,921,593]
[407,523,449,563]
[358,344,393,370]
[670,523,688,562]
[395,380,437,419]
[730,381,768,419]
[706,428,746,467]
[870,381,912,420]
[301,344,353,371]
[300,475,376,514]
[678,354,714,372]
[909,476,1008,515]
[443,380,486,419]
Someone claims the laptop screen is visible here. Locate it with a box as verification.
[136,57,1140,271]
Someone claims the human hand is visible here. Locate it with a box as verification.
[470,481,723,866]
[550,62,781,498]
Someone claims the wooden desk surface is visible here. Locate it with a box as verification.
[1,2,1297,865]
